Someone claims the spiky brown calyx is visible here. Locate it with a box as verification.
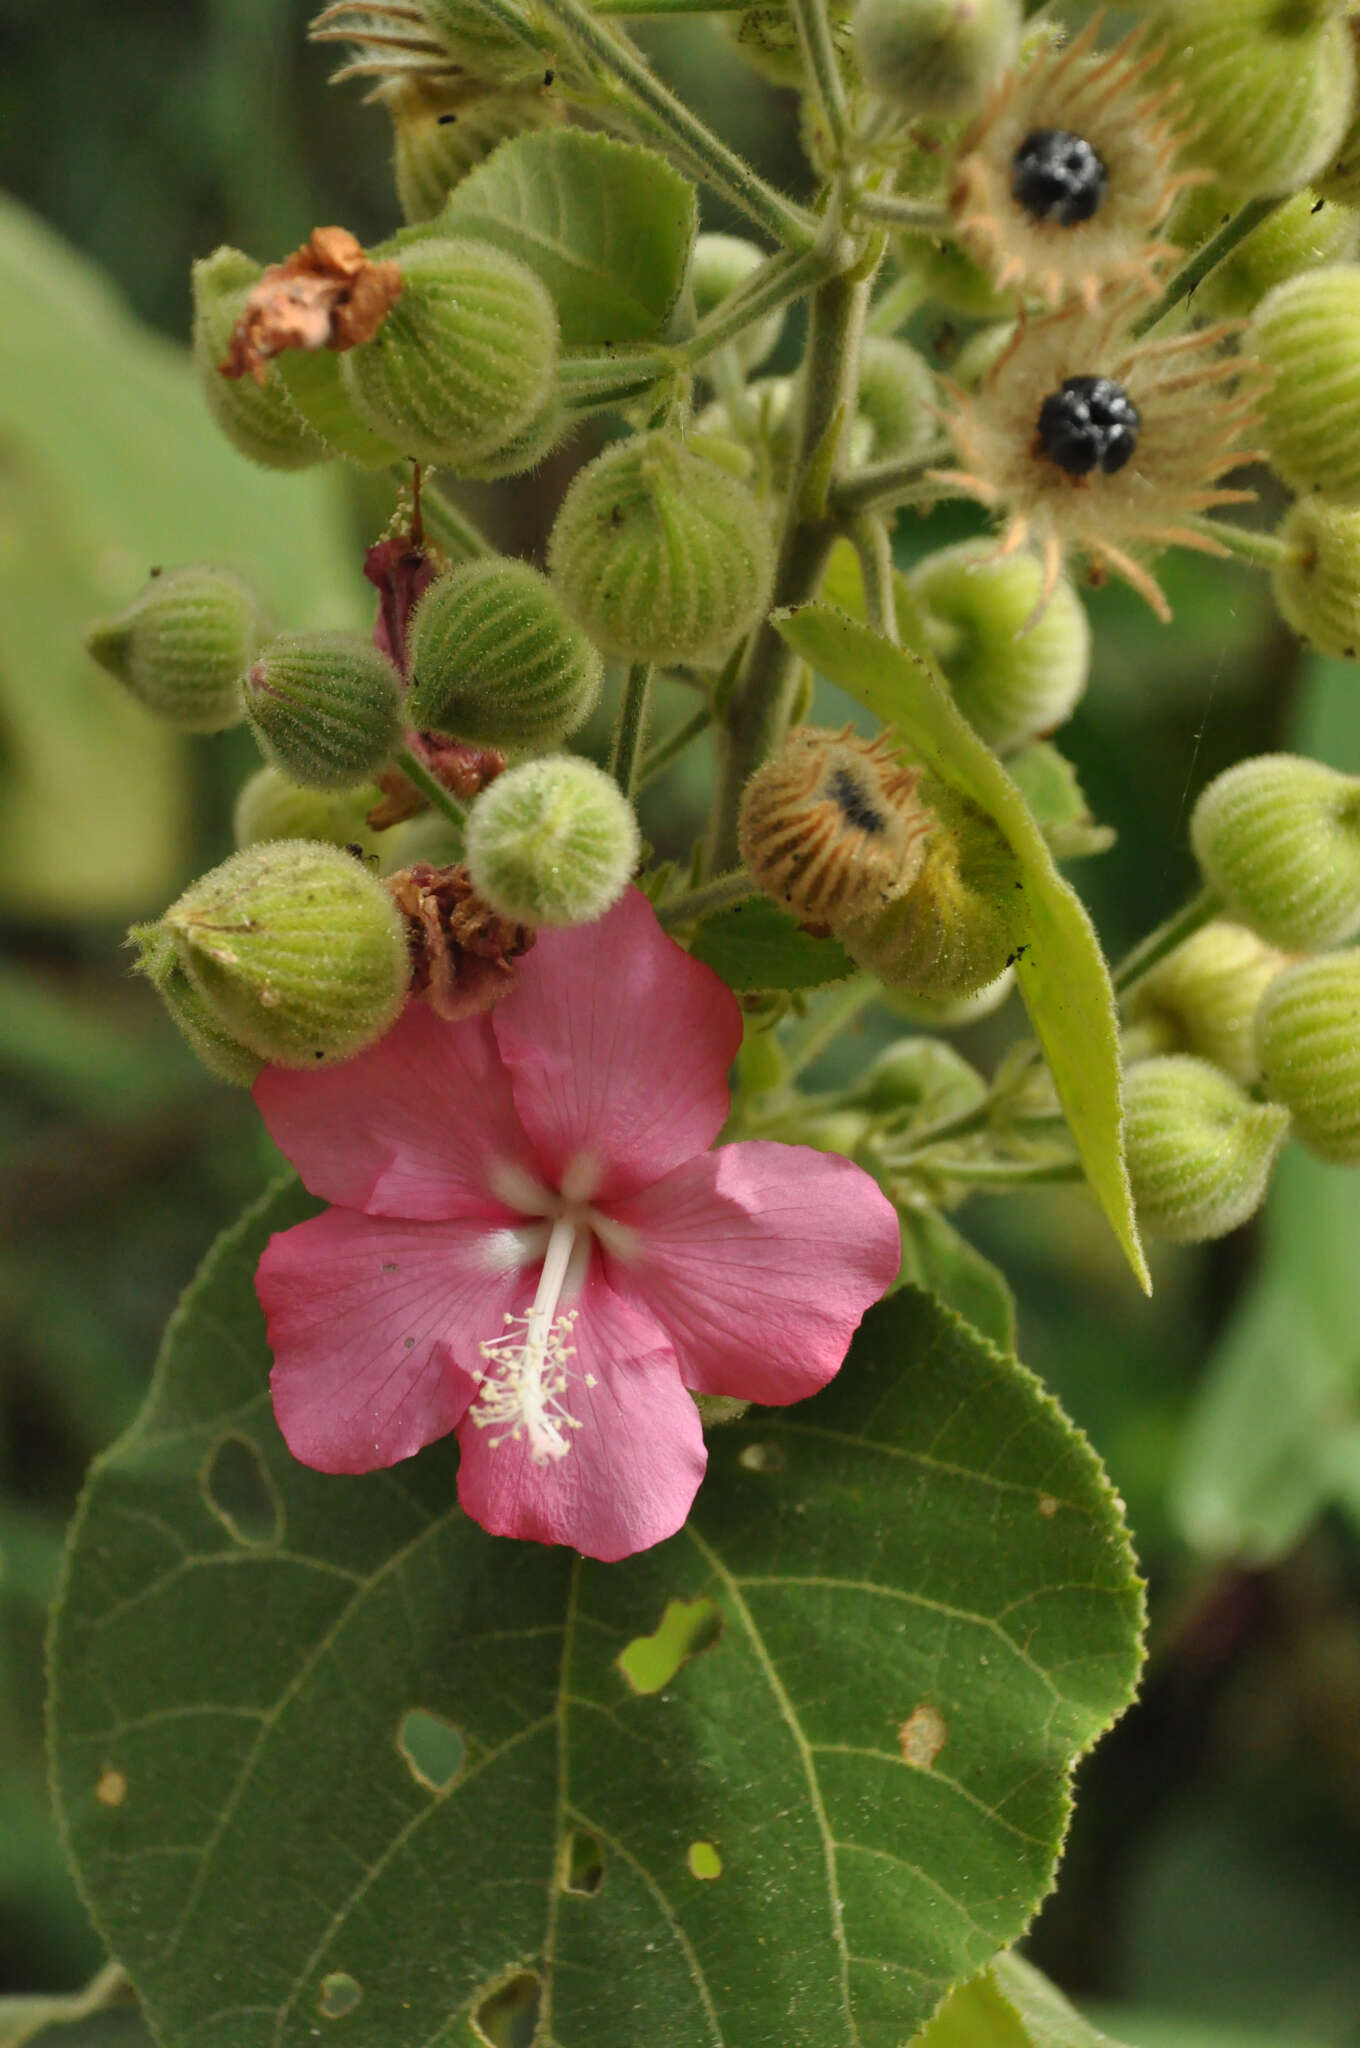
[387,861,534,1020]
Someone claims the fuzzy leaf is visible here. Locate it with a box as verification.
[774,603,1149,1293]
[689,897,856,990]
[50,1179,1143,2048]
[437,130,696,346]
[1006,745,1116,863]
[897,1204,1018,1355]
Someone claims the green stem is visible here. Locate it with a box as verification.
[638,702,713,787]
[526,0,818,248]
[833,441,952,516]
[783,973,879,1079]
[1182,513,1294,571]
[418,477,495,562]
[1132,196,1287,339]
[1113,887,1222,997]
[889,1094,995,1159]
[789,0,851,162]
[848,513,898,640]
[611,661,656,795]
[711,265,876,867]
[918,1156,1082,1189]
[867,270,930,335]
[854,193,951,234]
[679,245,837,371]
[555,348,677,407]
[655,869,757,927]
[393,747,469,835]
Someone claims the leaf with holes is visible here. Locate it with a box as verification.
[436,130,697,347]
[50,1178,1144,2048]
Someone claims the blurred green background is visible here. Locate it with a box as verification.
[1,3,1358,2042]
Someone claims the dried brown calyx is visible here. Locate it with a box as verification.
[387,862,534,1021]
[367,732,506,831]
[218,226,403,385]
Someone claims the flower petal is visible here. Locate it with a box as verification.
[254,1001,547,1220]
[605,1140,901,1404]
[491,889,743,1203]
[258,1207,542,1472]
[455,1269,707,1562]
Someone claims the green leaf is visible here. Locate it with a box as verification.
[689,897,856,990]
[774,603,1148,1293]
[897,1204,1018,1356]
[51,1180,1143,2048]
[920,1953,1133,2048]
[437,131,697,347]
[1006,746,1116,863]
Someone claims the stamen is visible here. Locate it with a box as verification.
[470,1217,596,1463]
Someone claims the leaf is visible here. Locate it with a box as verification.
[437,131,697,347]
[689,897,857,990]
[897,1204,1018,1356]
[920,1953,1133,2048]
[51,1180,1144,2048]
[1006,746,1116,863]
[774,603,1148,1294]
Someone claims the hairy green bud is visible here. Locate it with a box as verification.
[846,1035,987,1121]
[691,233,787,373]
[191,248,327,471]
[1191,753,1360,951]
[157,841,410,1067]
[909,540,1091,753]
[465,756,640,926]
[340,238,558,470]
[233,764,383,857]
[242,633,403,791]
[86,564,259,732]
[548,431,774,663]
[1256,950,1360,1162]
[130,924,263,1087]
[1124,921,1287,1085]
[1251,267,1360,504]
[406,559,603,745]
[1123,1054,1289,1244]
[853,0,1021,117]
[856,337,938,464]
[1273,495,1360,658]
[381,75,562,223]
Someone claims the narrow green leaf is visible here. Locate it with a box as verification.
[774,603,1148,1292]
[897,1205,1018,1356]
[438,130,697,346]
[1006,745,1116,863]
[51,1181,1143,2048]
[689,897,856,990]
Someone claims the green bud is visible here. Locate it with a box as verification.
[1250,267,1360,504]
[1123,1054,1289,1244]
[1256,950,1360,1162]
[191,248,327,471]
[1273,495,1360,657]
[381,75,562,223]
[909,540,1091,753]
[1124,921,1287,1085]
[340,237,558,470]
[465,755,640,926]
[157,841,410,1067]
[691,233,787,374]
[846,1035,987,1121]
[242,633,403,791]
[1170,185,1358,323]
[878,966,1015,1027]
[856,337,938,464]
[853,0,1020,117]
[1318,101,1360,208]
[548,431,774,663]
[1139,0,1355,198]
[233,764,383,857]
[724,0,854,88]
[272,348,403,470]
[130,924,263,1087]
[1191,753,1360,951]
[86,564,259,732]
[406,559,603,746]
[454,397,572,482]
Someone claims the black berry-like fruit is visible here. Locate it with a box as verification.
[1036,375,1140,475]
[1010,129,1109,226]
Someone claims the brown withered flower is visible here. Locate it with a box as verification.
[388,861,534,1020]
[933,291,1268,619]
[219,226,403,385]
[368,733,506,831]
[949,17,1202,313]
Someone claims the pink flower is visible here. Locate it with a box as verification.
[254,889,901,1561]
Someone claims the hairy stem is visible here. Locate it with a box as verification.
[848,513,899,640]
[1132,195,1286,339]
[610,661,656,795]
[1182,513,1294,571]
[1114,887,1223,997]
[834,441,953,517]
[392,747,469,835]
[679,244,839,370]
[789,0,850,162]
[655,869,757,927]
[638,701,713,788]
[854,193,951,233]
[418,477,495,562]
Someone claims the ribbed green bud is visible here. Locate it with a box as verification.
[86,564,259,732]
[1273,495,1360,657]
[382,75,561,223]
[909,541,1091,753]
[1123,1054,1289,1244]
[406,559,602,746]
[191,249,327,471]
[454,397,571,481]
[157,841,410,1067]
[1124,921,1287,1085]
[340,238,558,470]
[853,0,1020,116]
[1191,753,1360,950]
[846,1035,987,1121]
[242,633,403,791]
[130,925,263,1087]
[1170,185,1358,323]
[465,756,641,927]
[1256,951,1360,1162]
[548,431,774,663]
[1139,0,1355,198]
[1318,102,1360,208]
[691,233,787,374]
[1250,268,1360,504]
[839,784,1022,1000]
[233,764,383,857]
[856,337,938,464]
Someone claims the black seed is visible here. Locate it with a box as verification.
[1037,375,1141,477]
[827,765,886,835]
[1011,129,1109,227]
